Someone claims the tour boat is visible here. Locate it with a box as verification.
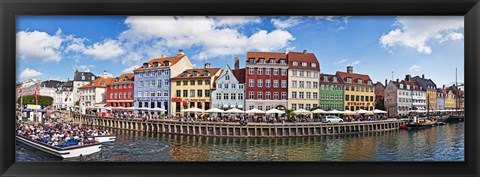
[93,135,116,143]
[406,116,437,128]
[16,135,102,159]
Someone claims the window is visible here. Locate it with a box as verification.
[165,79,169,86]
[257,92,263,99]
[346,78,352,83]
[279,59,286,64]
[190,90,195,97]
[306,92,311,99]
[320,84,324,90]
[265,68,271,75]
[216,93,222,99]
[273,92,279,100]
[144,92,148,97]
[299,92,304,99]
[302,62,307,67]
[292,62,298,66]
[110,93,113,99]
[176,81,181,86]
[266,92,271,99]
[231,93,236,100]
[313,92,318,99]
[306,71,311,77]
[249,92,254,99]
[358,79,363,84]
[197,90,203,97]
[249,68,254,75]
[139,91,143,97]
[273,68,279,75]
[176,90,181,97]
[258,68,263,75]
[259,58,265,64]
[145,81,149,87]
[248,58,255,64]
[249,105,254,110]
[281,92,287,100]
[292,81,297,88]
[291,70,297,77]
[356,95,360,102]
[258,106,263,110]
[183,90,188,97]
[139,81,143,87]
[257,79,263,87]
[218,83,222,89]
[239,85,244,89]
[306,81,311,88]
[249,79,254,87]
[351,95,354,101]
[269,58,275,63]
[198,80,203,85]
[273,80,279,88]
[129,92,132,98]
[238,93,243,100]
[225,75,230,80]
[281,80,287,88]
[224,83,229,89]
[299,81,305,88]
[183,81,188,85]
[311,63,317,67]
[205,80,211,85]
[299,104,304,109]
[205,90,211,97]
[157,91,161,97]
[292,92,297,99]
[313,82,318,89]
[299,71,304,77]
[281,69,287,76]
[190,80,195,85]
[306,104,311,111]
[292,104,297,110]
[231,84,236,89]
[151,80,155,87]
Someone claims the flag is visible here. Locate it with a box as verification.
[65,91,70,102]
[34,85,38,104]
[78,91,82,102]
[17,87,23,104]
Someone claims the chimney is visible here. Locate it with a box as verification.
[205,63,211,69]
[160,54,165,58]
[347,66,353,73]
[405,74,411,81]
[422,74,425,79]
[177,49,185,56]
[385,79,387,87]
[303,49,307,54]
[443,85,445,89]
[234,56,239,70]
[396,79,399,83]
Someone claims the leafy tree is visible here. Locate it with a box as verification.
[285,109,295,120]
[375,98,385,110]
[75,101,79,106]
[17,95,53,107]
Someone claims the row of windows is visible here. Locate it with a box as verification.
[321,84,344,91]
[175,80,212,86]
[248,68,287,76]
[345,95,374,102]
[137,70,169,78]
[345,78,372,85]
[216,83,244,89]
[398,98,427,103]
[247,58,286,65]
[175,90,211,98]
[109,84,133,89]
[248,79,287,88]
[81,96,94,101]
[137,91,169,97]
[319,94,344,100]
[81,89,94,94]
[320,104,343,111]
[291,62,317,68]
[398,91,426,97]
[109,92,133,99]
[291,81,318,89]
[344,85,374,92]
[290,70,319,78]
[248,91,287,100]
[291,103,318,111]
[215,93,244,100]
[345,106,374,111]
[138,80,170,88]
[248,105,288,111]
[291,92,318,99]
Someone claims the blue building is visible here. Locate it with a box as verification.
[132,50,193,116]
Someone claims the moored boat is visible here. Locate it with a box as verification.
[406,116,437,128]
[16,135,102,159]
[444,115,464,123]
[93,135,116,143]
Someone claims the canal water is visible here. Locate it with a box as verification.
[16,122,464,161]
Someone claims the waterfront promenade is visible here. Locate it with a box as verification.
[72,114,404,138]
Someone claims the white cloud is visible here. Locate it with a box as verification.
[120,16,295,60]
[122,65,138,73]
[334,59,348,65]
[16,30,63,62]
[350,60,361,66]
[83,39,125,60]
[379,16,463,54]
[213,16,261,26]
[270,17,302,29]
[19,68,43,79]
[409,65,421,72]
[76,65,96,72]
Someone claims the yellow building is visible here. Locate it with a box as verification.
[287,51,320,111]
[171,63,222,115]
[444,89,456,109]
[337,66,375,111]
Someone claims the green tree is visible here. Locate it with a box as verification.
[17,95,53,107]
[375,98,385,110]
[75,101,79,106]
[285,109,295,120]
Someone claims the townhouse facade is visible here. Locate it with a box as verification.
[436,89,446,110]
[412,75,437,110]
[319,74,344,111]
[211,60,246,110]
[245,52,288,111]
[106,73,135,108]
[73,69,97,104]
[337,66,375,111]
[384,75,427,117]
[287,50,320,111]
[170,64,222,115]
[444,87,456,109]
[54,80,74,110]
[133,50,194,116]
[78,72,115,108]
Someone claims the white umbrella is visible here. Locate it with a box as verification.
[224,108,245,114]
[373,109,388,114]
[136,107,150,110]
[182,107,204,112]
[246,108,266,114]
[311,109,327,114]
[205,108,224,113]
[343,110,357,115]
[123,107,135,110]
[327,109,344,114]
[150,107,166,112]
[356,109,368,114]
[293,109,311,114]
[266,108,285,114]
[113,106,125,110]
[365,111,374,115]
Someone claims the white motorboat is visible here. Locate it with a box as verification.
[93,135,116,143]
[16,135,102,159]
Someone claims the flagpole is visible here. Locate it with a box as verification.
[20,86,23,119]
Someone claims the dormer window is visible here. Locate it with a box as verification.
[346,78,352,83]
[204,71,210,76]
[143,62,149,68]
[357,79,362,84]
[323,76,329,82]
[124,77,129,81]
[193,71,199,76]
[248,58,255,64]
[163,61,170,67]
[115,77,120,82]
[333,77,338,82]
[269,58,275,64]
[302,62,307,67]
[100,81,105,86]
[279,59,286,64]
[153,62,159,68]
[311,63,317,67]
[293,62,298,66]
[183,71,189,77]
[258,58,265,64]
[407,85,410,89]
[367,80,372,85]
[400,84,404,88]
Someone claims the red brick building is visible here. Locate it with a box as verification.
[106,73,135,107]
[245,52,288,111]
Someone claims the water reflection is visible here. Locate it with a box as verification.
[16,123,464,161]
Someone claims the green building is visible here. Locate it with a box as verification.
[319,74,344,110]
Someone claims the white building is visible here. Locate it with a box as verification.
[73,67,97,105]
[384,75,426,117]
[54,80,74,110]
[211,61,246,110]
[78,71,114,109]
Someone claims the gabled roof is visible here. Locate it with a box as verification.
[172,68,222,79]
[134,55,185,72]
[232,68,246,83]
[79,77,115,89]
[401,80,421,90]
[246,52,287,64]
[74,71,96,81]
[336,71,372,86]
[319,74,342,84]
[287,52,320,71]
[41,80,63,88]
[62,80,73,87]
[108,73,134,85]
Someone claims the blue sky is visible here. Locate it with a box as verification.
[16,16,464,87]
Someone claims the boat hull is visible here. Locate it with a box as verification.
[444,116,464,123]
[94,135,116,143]
[16,136,102,159]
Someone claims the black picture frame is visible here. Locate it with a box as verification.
[1,0,479,176]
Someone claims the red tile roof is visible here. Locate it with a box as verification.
[287,52,320,71]
[232,68,246,83]
[172,68,222,79]
[108,73,134,85]
[79,77,115,89]
[133,55,184,71]
[246,52,287,64]
[401,80,421,90]
[336,71,372,86]
[319,74,342,84]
